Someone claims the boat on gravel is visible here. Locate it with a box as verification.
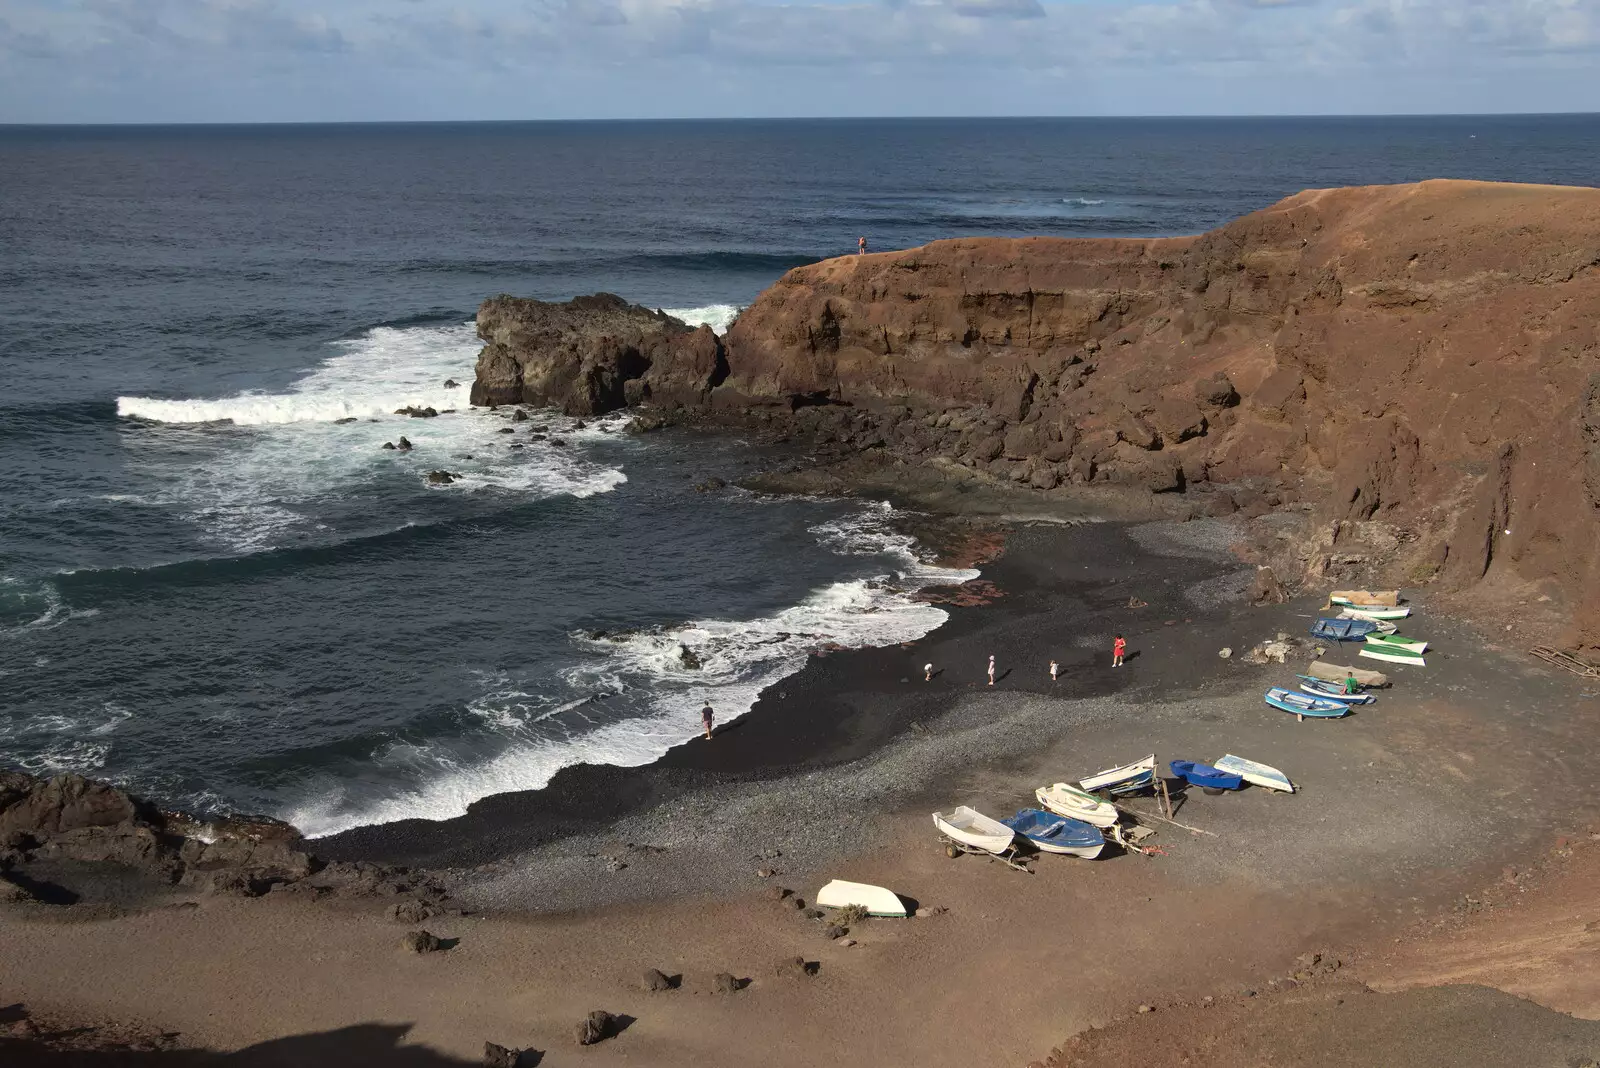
[1330,590,1402,607]
[1265,687,1351,719]
[1311,617,1384,641]
[815,879,908,917]
[932,806,1016,855]
[1169,759,1245,791]
[1337,609,1398,633]
[1359,643,1426,666]
[1034,782,1119,827]
[1296,675,1376,705]
[1212,754,1294,793]
[1002,809,1105,858]
[1341,605,1411,622]
[1365,632,1428,654]
[1078,754,1157,797]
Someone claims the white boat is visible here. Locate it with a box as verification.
[1341,605,1411,622]
[1212,754,1294,793]
[815,879,908,918]
[1034,783,1119,828]
[932,807,1016,854]
[1337,609,1398,634]
[1360,645,1425,666]
[1078,754,1157,796]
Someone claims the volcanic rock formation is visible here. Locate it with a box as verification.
[475,181,1600,648]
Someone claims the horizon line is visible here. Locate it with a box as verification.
[4,111,1600,129]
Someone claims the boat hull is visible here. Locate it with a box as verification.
[1366,634,1428,654]
[1002,809,1105,859]
[1360,646,1425,666]
[1169,759,1244,790]
[1212,754,1294,793]
[1078,754,1157,796]
[1341,605,1411,621]
[815,879,908,917]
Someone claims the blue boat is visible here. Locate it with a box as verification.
[1169,760,1244,791]
[1266,687,1350,719]
[1310,617,1381,641]
[1002,808,1105,858]
[1296,675,1376,705]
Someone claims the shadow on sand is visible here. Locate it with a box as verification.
[0,1019,544,1067]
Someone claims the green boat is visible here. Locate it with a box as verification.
[1360,643,1425,666]
[1365,633,1428,654]
[1337,603,1411,621]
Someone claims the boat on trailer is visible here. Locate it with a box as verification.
[1266,687,1350,720]
[815,879,908,917]
[1034,782,1119,827]
[1212,754,1294,793]
[1078,754,1157,797]
[1002,808,1105,858]
[933,806,1029,871]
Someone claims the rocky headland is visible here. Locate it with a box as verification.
[474,180,1600,650]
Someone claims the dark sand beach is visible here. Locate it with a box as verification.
[4,509,1597,1067]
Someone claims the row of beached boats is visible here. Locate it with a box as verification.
[1265,590,1428,719]
[932,751,1293,865]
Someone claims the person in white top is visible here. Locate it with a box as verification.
[924,662,933,682]
[1049,660,1059,682]
[986,655,996,686]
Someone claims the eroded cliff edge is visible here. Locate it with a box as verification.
[475,180,1600,649]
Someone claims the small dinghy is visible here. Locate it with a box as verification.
[1331,589,1402,607]
[1002,808,1105,859]
[1311,617,1383,642]
[1034,782,1119,827]
[1266,687,1350,719]
[815,879,908,917]
[1307,660,1389,688]
[1341,605,1411,622]
[1296,675,1376,704]
[1169,759,1244,791]
[1365,632,1428,654]
[1212,754,1294,793]
[1360,642,1425,666]
[1337,609,1398,634]
[932,806,1016,855]
[1078,754,1157,796]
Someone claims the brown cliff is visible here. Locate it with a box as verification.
[476,181,1600,648]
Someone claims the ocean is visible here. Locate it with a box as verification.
[2,116,1596,836]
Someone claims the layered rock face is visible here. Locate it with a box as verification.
[472,292,726,414]
[478,181,1600,647]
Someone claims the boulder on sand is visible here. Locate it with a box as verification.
[712,972,742,994]
[402,929,444,954]
[574,1010,617,1046]
[482,1042,520,1068]
[641,968,674,992]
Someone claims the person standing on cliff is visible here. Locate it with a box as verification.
[858,236,867,255]
[1049,660,1059,682]
[987,654,996,686]
[701,703,714,740]
[1112,635,1126,668]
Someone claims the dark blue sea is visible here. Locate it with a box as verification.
[2,116,1596,835]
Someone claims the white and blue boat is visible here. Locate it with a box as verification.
[1296,675,1376,705]
[1212,754,1295,793]
[1169,759,1244,791]
[1077,754,1157,797]
[1002,808,1105,859]
[1311,617,1383,642]
[1266,687,1350,720]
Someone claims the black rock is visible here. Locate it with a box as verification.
[549,438,568,448]
[511,409,528,422]
[822,923,848,940]
[334,417,358,425]
[382,442,397,450]
[678,644,703,670]
[389,899,433,924]
[498,427,515,434]
[426,471,457,485]
[443,379,461,389]
[395,406,439,418]
[397,437,413,451]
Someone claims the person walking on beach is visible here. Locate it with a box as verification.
[701,703,714,740]
[924,662,933,682]
[1049,659,1059,682]
[987,654,996,686]
[858,236,867,255]
[1112,635,1126,668]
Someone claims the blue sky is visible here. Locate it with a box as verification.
[3,0,1598,122]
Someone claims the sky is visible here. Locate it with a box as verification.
[2,0,1598,122]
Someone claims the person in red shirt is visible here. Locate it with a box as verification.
[1112,634,1126,668]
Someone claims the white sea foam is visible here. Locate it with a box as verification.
[111,321,629,552]
[1062,197,1107,207]
[0,702,132,774]
[289,503,978,838]
[663,303,741,334]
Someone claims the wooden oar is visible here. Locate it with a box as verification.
[1112,801,1217,837]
